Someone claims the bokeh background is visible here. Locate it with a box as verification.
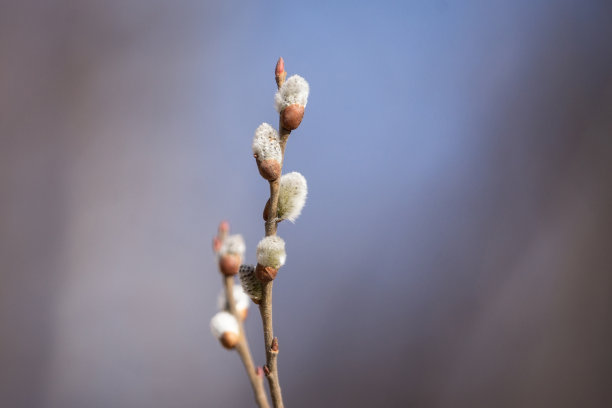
[1,1,612,407]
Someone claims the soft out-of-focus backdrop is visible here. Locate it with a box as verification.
[1,1,611,407]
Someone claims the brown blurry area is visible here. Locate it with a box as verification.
[1,1,612,408]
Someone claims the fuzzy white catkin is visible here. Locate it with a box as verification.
[256,236,286,269]
[239,264,263,301]
[252,123,282,162]
[277,172,308,222]
[217,284,250,312]
[274,75,309,112]
[210,311,240,339]
[219,234,245,256]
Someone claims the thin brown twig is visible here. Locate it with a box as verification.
[222,275,270,408]
[216,225,270,408]
[258,60,291,408]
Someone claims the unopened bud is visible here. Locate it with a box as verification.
[275,57,285,77]
[271,337,279,352]
[218,221,230,234]
[213,237,222,253]
[275,57,286,88]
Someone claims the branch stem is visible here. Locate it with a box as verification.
[257,70,291,406]
[223,275,270,408]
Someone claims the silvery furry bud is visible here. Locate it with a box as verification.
[218,234,245,276]
[239,264,263,303]
[256,236,286,269]
[252,123,282,181]
[263,172,308,223]
[275,75,309,130]
[210,311,240,349]
[277,172,307,222]
[219,234,245,257]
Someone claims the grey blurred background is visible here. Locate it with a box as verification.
[1,1,612,407]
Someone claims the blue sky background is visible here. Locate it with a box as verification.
[1,1,611,407]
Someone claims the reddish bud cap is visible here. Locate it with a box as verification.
[255,263,278,282]
[219,254,241,276]
[220,331,239,349]
[280,104,305,131]
[257,158,281,181]
[275,57,285,77]
[218,221,230,234]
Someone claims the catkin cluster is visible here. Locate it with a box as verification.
[209,58,311,408]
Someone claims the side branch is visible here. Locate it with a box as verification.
[223,276,270,408]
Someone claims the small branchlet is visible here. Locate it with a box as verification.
[209,221,271,408]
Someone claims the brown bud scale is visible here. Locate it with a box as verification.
[220,331,239,349]
[219,254,241,276]
[257,158,281,181]
[255,263,278,282]
[281,104,305,131]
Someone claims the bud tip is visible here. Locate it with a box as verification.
[271,337,279,352]
[218,221,230,234]
[275,57,285,76]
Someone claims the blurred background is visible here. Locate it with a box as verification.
[1,1,611,407]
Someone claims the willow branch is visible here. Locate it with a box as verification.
[222,276,270,408]
[258,59,290,408]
